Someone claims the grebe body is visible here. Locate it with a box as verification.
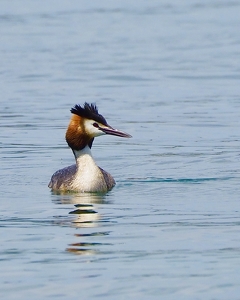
[48,103,131,193]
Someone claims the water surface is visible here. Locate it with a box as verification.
[1,0,240,299]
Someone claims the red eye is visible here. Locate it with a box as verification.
[93,122,99,128]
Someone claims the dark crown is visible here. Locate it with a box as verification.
[70,102,108,125]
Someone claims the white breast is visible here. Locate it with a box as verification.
[71,146,108,192]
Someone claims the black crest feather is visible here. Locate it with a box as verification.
[70,102,108,125]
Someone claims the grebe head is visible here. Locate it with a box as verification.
[66,103,131,151]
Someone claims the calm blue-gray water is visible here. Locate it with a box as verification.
[1,0,240,299]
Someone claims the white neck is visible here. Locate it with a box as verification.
[73,145,93,161]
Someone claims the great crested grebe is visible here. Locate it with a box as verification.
[48,103,131,193]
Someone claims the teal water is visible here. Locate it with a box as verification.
[1,0,240,299]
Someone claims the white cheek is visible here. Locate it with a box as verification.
[84,119,105,137]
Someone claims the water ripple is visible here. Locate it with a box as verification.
[125,176,234,184]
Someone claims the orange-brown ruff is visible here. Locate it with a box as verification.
[48,103,131,193]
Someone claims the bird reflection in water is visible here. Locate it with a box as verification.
[52,192,111,255]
